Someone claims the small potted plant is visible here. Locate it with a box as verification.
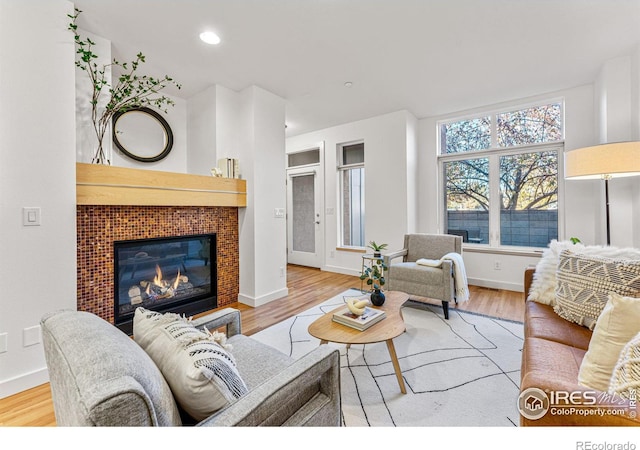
[360,258,387,306]
[368,241,388,258]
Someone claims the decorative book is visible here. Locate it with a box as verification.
[332,306,386,331]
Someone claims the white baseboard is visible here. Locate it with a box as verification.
[321,264,361,278]
[238,287,289,308]
[468,277,523,293]
[0,367,49,400]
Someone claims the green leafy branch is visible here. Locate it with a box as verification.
[68,8,181,164]
[360,259,387,291]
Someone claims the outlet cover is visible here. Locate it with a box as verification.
[23,325,41,347]
[0,333,7,353]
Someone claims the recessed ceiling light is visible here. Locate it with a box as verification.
[199,31,221,45]
[344,81,353,88]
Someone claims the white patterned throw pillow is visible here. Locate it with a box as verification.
[554,250,640,330]
[133,307,248,421]
[609,331,640,400]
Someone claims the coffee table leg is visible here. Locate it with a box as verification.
[386,339,406,394]
[319,339,328,345]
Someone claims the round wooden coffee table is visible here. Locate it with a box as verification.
[307,290,409,394]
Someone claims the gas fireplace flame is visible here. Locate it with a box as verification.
[173,268,181,290]
[153,264,163,287]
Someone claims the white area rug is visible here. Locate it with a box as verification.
[251,288,524,427]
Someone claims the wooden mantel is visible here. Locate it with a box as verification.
[76,163,246,207]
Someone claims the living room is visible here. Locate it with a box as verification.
[1,0,640,443]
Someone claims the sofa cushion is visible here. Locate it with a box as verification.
[521,336,586,389]
[609,330,640,399]
[227,334,295,389]
[554,250,640,330]
[525,301,591,350]
[578,292,640,391]
[133,308,249,421]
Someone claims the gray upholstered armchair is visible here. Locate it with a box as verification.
[41,308,341,426]
[384,233,463,319]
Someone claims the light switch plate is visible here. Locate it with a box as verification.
[274,208,285,218]
[22,207,41,226]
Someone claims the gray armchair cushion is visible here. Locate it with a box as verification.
[227,334,295,389]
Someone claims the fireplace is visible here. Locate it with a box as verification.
[113,233,217,334]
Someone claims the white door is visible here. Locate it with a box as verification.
[287,167,322,268]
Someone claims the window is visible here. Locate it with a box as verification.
[338,142,365,247]
[439,102,563,249]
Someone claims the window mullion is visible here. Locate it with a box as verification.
[491,113,498,149]
[488,155,501,246]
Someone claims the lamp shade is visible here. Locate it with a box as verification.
[565,141,640,179]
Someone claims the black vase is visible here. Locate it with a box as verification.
[370,289,386,306]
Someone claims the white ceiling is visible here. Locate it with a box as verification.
[72,0,640,137]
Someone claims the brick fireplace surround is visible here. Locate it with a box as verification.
[76,205,239,324]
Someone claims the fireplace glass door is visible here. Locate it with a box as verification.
[114,233,216,333]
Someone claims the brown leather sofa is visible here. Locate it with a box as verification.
[521,267,640,426]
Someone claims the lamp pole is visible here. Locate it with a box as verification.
[604,175,611,246]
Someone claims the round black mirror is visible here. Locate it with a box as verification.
[112,107,174,163]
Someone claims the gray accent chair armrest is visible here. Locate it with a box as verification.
[199,345,341,426]
[190,307,242,337]
[383,249,408,267]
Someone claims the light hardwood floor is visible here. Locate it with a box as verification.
[0,264,525,427]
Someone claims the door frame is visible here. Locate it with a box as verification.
[286,142,325,269]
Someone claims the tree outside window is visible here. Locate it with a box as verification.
[440,102,562,248]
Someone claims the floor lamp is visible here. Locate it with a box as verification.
[565,141,640,245]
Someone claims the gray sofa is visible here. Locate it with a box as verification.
[41,308,341,426]
[385,233,463,319]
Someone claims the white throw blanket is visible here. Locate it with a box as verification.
[416,252,470,302]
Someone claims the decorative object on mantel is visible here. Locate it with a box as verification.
[210,168,223,177]
[217,158,240,178]
[69,9,181,165]
[112,107,174,163]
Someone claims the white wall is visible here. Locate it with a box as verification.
[0,0,77,398]
[215,84,242,169]
[286,110,417,276]
[238,86,288,306]
[187,86,217,175]
[595,54,640,248]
